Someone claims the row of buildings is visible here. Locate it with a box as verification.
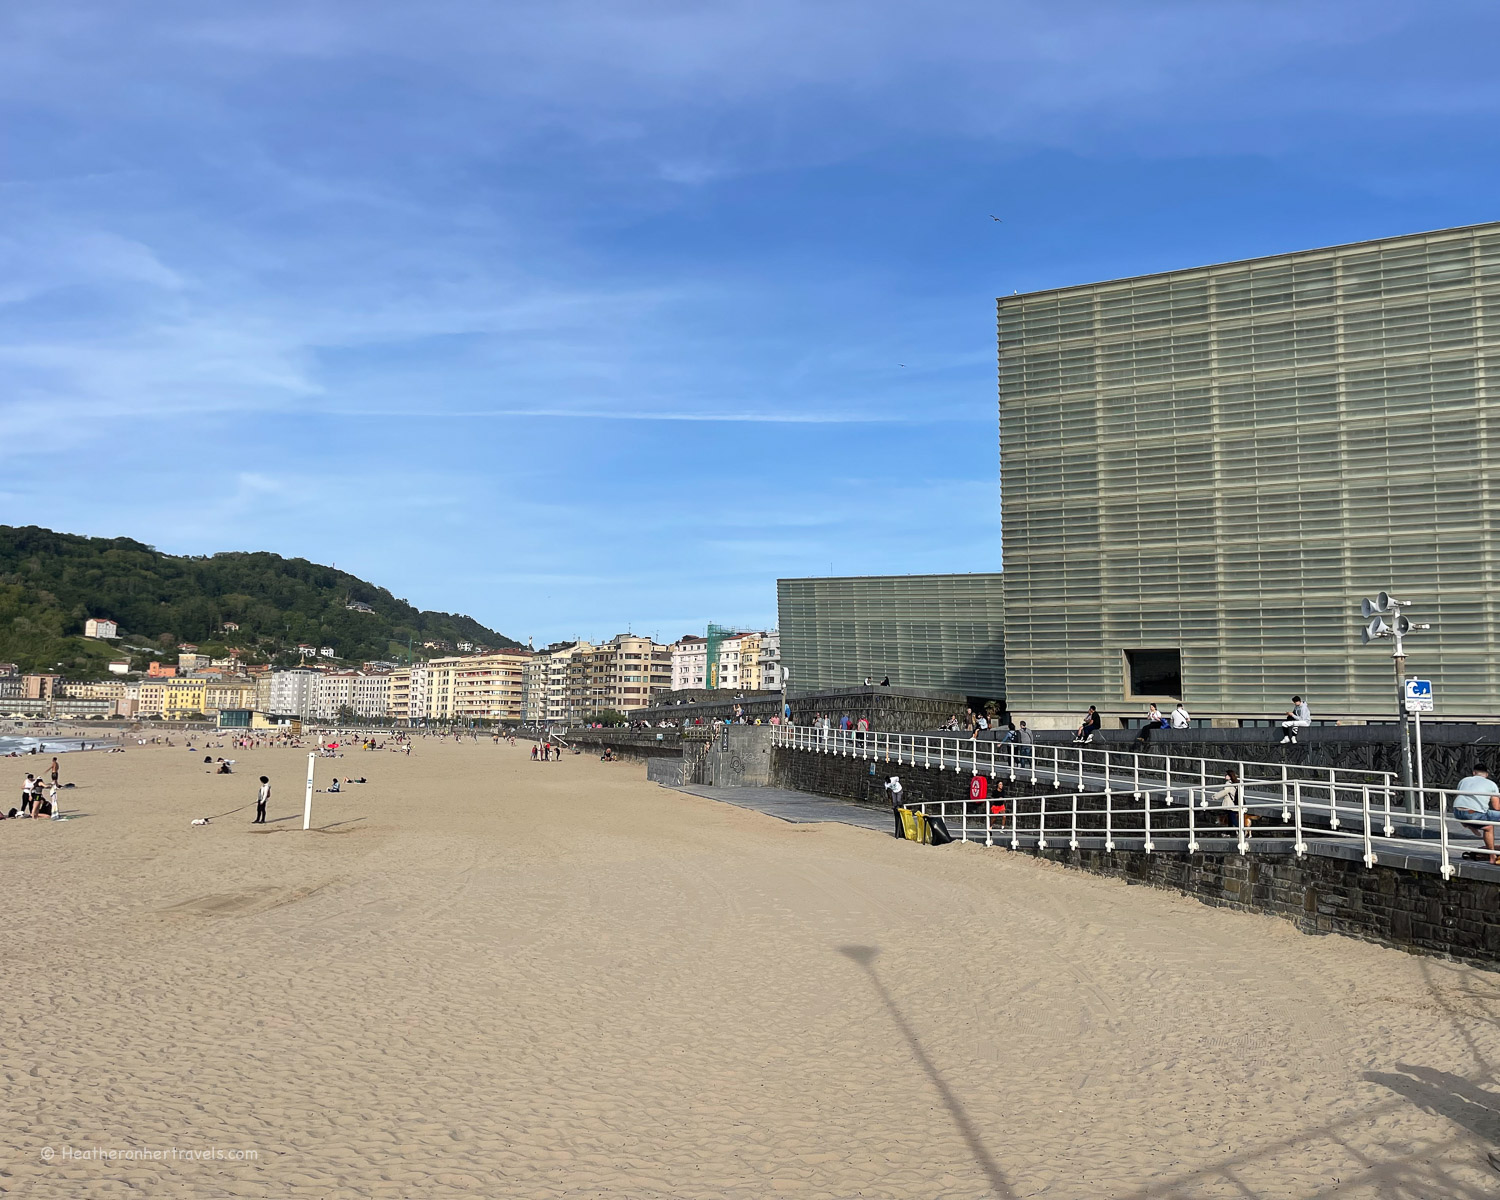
[5,629,783,726]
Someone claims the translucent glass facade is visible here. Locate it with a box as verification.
[999,222,1500,719]
[777,574,1005,696]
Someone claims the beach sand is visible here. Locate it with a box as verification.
[4,738,1500,1198]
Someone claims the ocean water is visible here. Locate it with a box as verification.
[0,737,96,757]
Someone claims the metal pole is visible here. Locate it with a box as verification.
[303,751,315,830]
[1394,643,1413,794]
[1414,708,1425,822]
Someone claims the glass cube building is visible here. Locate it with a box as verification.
[777,574,1005,697]
[999,221,1500,721]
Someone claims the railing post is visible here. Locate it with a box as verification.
[1104,790,1115,853]
[1009,793,1019,850]
[1280,763,1290,823]
[1070,792,1079,851]
[1438,794,1454,880]
[1133,752,1141,800]
[1076,746,1084,788]
[1165,759,1173,806]
[1186,788,1198,853]
[1328,766,1339,830]
[1143,788,1154,853]
[1361,784,1376,868]
[1293,781,1306,857]
[985,799,993,847]
[961,797,968,843]
[1381,782,1394,838]
[1037,795,1047,850]
[1051,745,1060,788]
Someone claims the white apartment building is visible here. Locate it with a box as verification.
[313,672,393,721]
[758,631,782,691]
[670,636,707,690]
[268,669,320,719]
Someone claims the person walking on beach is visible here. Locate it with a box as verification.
[49,756,60,786]
[254,776,271,824]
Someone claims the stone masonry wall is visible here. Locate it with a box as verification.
[1028,845,1500,969]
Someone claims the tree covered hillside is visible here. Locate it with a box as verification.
[0,525,517,675]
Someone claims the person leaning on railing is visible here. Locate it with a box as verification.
[1452,764,1500,864]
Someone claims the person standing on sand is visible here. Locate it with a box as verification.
[49,756,60,786]
[254,776,271,824]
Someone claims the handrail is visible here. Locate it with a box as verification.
[772,722,1393,799]
[769,723,1493,881]
[886,782,1499,881]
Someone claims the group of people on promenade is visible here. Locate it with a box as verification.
[1070,696,1314,745]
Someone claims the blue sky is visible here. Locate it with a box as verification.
[2,2,1497,646]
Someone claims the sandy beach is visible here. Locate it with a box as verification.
[3,739,1500,1198]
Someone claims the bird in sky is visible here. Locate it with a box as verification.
[990,215,1003,222]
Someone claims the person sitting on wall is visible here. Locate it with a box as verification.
[1073,706,1101,745]
[1279,696,1311,744]
[1453,764,1500,864]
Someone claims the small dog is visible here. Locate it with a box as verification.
[191,817,211,826]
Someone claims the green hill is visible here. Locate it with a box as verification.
[0,525,518,676]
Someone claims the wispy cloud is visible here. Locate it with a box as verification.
[0,1,1495,639]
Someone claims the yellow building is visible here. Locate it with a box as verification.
[161,678,209,720]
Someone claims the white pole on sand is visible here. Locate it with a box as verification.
[303,751,316,831]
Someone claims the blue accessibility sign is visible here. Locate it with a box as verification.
[1404,678,1433,712]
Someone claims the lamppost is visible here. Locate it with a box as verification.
[1360,591,1431,795]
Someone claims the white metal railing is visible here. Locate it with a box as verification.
[769,724,1496,877]
[893,781,1497,881]
[771,723,1396,814]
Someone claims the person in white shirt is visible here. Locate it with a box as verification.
[1280,696,1311,744]
[1171,703,1190,729]
[884,776,904,838]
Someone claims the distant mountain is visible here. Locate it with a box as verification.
[0,525,518,676]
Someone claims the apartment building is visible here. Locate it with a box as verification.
[268,669,320,720]
[670,636,707,690]
[158,678,208,719]
[425,649,531,723]
[314,671,394,721]
[582,634,672,714]
[205,681,257,713]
